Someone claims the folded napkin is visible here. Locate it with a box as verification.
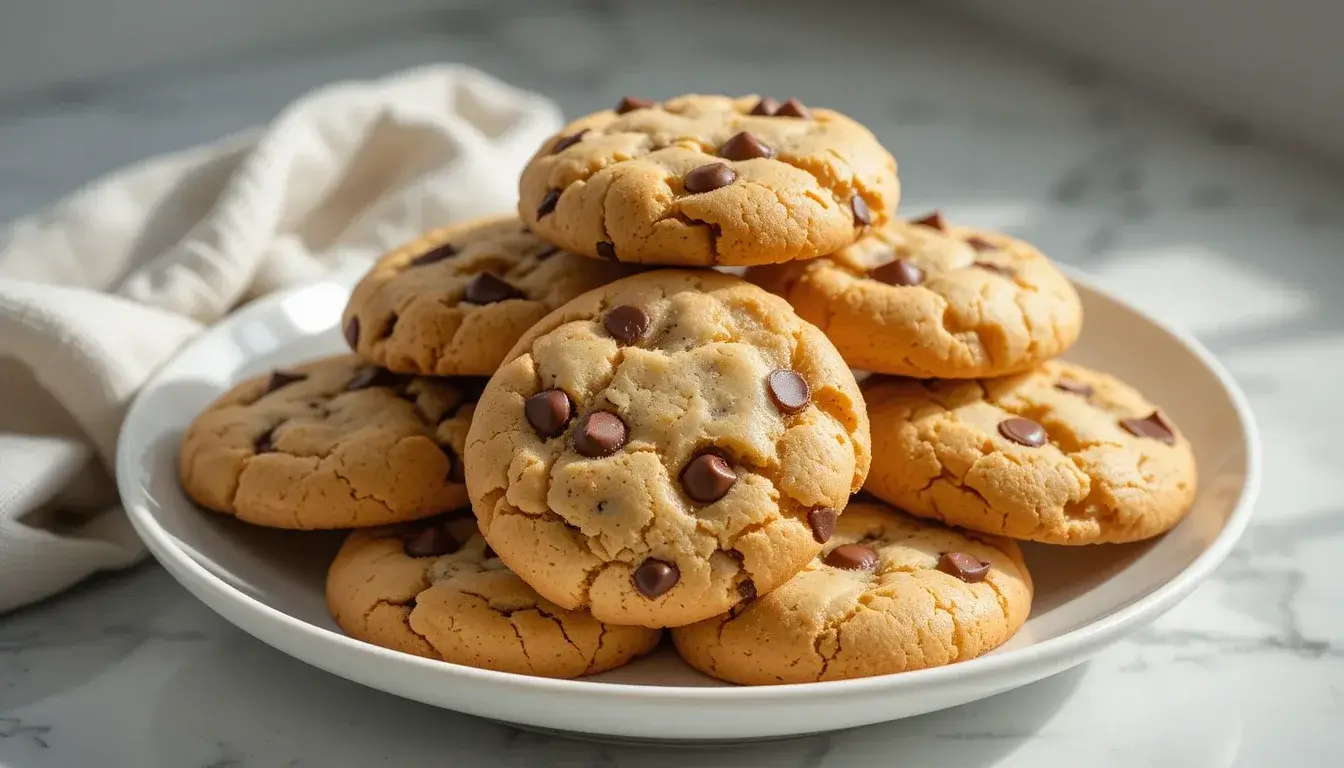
[0,65,563,612]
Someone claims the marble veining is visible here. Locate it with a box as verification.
[2,1,1343,765]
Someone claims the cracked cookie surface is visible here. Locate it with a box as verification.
[326,512,661,678]
[518,94,899,266]
[747,215,1082,378]
[179,355,482,529]
[343,215,644,376]
[863,361,1198,544]
[464,270,871,628]
[671,499,1032,685]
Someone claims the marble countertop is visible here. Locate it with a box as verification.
[2,2,1342,765]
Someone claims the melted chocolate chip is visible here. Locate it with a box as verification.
[1120,411,1176,445]
[851,194,872,227]
[572,411,628,457]
[719,131,774,161]
[870,258,925,286]
[265,370,308,394]
[824,544,879,570]
[912,211,947,231]
[525,389,574,439]
[973,261,1015,278]
[409,243,457,267]
[616,96,655,114]
[536,188,561,219]
[603,305,651,344]
[633,559,679,598]
[807,508,838,544]
[254,427,277,454]
[774,98,811,119]
[684,163,737,194]
[750,96,779,116]
[551,129,587,154]
[1055,378,1095,398]
[463,273,523,304]
[965,236,998,252]
[596,241,619,261]
[344,317,360,349]
[737,580,757,601]
[681,452,737,503]
[766,369,811,414]
[937,552,990,583]
[998,417,1048,447]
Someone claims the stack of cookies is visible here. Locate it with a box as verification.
[179,94,1197,685]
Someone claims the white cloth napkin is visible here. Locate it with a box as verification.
[0,65,563,612]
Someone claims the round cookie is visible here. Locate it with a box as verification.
[342,215,643,376]
[518,94,900,267]
[464,270,871,628]
[863,361,1198,544]
[326,512,661,678]
[179,355,483,529]
[671,499,1033,685]
[747,213,1082,378]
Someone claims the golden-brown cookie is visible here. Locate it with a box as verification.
[179,355,482,529]
[342,215,643,376]
[672,499,1032,685]
[747,214,1082,378]
[464,270,871,628]
[327,512,661,678]
[863,361,1198,544]
[518,94,899,266]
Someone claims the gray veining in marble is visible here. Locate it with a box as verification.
[2,1,1343,765]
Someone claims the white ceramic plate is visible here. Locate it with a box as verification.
[116,266,1259,743]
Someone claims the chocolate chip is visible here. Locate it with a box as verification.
[463,273,522,304]
[345,366,402,391]
[535,245,560,260]
[1120,410,1176,445]
[551,129,587,154]
[596,241,619,261]
[824,544,879,570]
[912,211,946,231]
[750,97,779,116]
[525,389,573,439]
[766,369,811,414]
[344,317,360,349]
[681,452,737,503]
[737,580,757,601]
[870,258,924,286]
[965,236,997,252]
[1055,378,1095,398]
[254,427,277,454]
[536,188,561,219]
[973,261,1015,278]
[404,523,458,558]
[684,163,737,194]
[938,552,990,583]
[999,417,1047,447]
[265,370,308,394]
[633,559,678,598]
[409,243,457,267]
[616,97,655,114]
[603,305,651,344]
[774,98,811,119]
[572,411,628,457]
[807,508,838,544]
[851,194,872,227]
[719,131,774,161]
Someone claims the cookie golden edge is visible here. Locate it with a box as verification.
[671,499,1033,685]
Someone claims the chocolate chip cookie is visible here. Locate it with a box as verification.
[671,499,1032,684]
[464,271,871,628]
[747,213,1082,378]
[342,215,643,376]
[518,94,900,266]
[179,355,483,529]
[863,361,1198,544]
[326,512,661,678]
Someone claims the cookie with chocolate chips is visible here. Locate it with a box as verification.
[326,513,661,677]
[863,361,1198,544]
[746,215,1082,378]
[179,355,484,529]
[518,94,900,266]
[342,215,642,376]
[464,271,871,628]
[671,499,1032,684]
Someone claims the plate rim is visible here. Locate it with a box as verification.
[115,265,1262,705]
